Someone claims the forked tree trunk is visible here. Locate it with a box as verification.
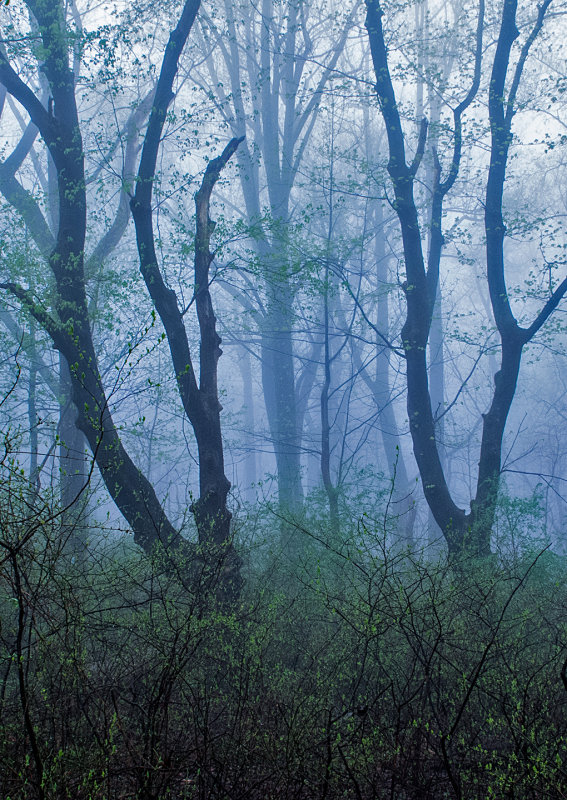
[0,0,242,602]
[365,0,566,557]
[129,0,243,599]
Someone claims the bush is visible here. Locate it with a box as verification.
[1,480,566,798]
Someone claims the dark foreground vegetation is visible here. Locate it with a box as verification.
[2,469,567,800]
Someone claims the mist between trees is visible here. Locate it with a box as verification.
[1,0,567,797]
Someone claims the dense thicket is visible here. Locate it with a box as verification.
[1,469,567,799]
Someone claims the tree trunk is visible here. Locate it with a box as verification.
[261,284,303,514]
[320,260,340,538]
[131,117,244,599]
[58,353,89,554]
[238,346,257,503]
[373,202,416,544]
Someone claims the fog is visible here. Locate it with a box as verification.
[1,0,567,797]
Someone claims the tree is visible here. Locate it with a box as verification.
[193,0,357,519]
[364,0,567,556]
[0,0,242,598]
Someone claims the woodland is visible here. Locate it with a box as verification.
[1,0,567,797]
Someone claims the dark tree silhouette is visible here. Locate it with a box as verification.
[365,0,567,556]
[0,0,242,599]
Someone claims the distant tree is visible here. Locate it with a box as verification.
[193,0,357,521]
